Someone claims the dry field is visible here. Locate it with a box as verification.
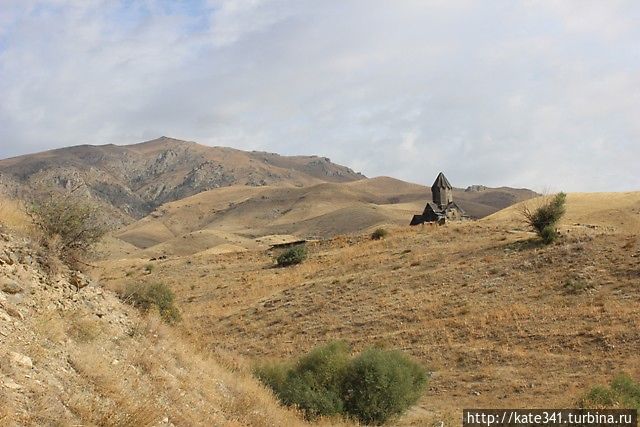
[96,192,640,425]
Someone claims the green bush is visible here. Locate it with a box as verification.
[255,341,428,424]
[540,225,558,244]
[342,348,428,425]
[371,228,388,240]
[276,245,307,267]
[122,282,181,324]
[256,341,349,419]
[520,193,566,244]
[579,373,640,409]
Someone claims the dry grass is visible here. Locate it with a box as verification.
[95,193,640,424]
[0,196,33,234]
[9,307,326,427]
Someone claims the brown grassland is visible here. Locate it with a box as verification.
[96,192,640,425]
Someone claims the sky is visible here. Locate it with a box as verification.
[1,1,639,191]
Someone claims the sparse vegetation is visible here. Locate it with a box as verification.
[121,282,181,324]
[276,245,307,267]
[255,341,428,424]
[67,317,103,343]
[520,192,566,244]
[27,191,106,264]
[579,373,640,409]
[563,274,594,294]
[371,228,388,240]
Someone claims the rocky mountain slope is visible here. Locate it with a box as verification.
[0,137,365,223]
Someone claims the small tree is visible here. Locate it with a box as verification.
[28,191,106,263]
[520,192,566,244]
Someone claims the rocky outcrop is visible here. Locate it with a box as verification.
[0,231,136,421]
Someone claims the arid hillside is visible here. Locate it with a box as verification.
[107,176,537,258]
[97,192,640,425]
[0,137,365,223]
[0,139,536,235]
[0,198,349,427]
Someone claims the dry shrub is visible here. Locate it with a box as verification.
[0,196,34,235]
[66,347,160,426]
[519,193,566,244]
[0,390,16,425]
[67,316,104,343]
[121,282,181,324]
[27,191,107,266]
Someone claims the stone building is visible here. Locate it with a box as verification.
[410,172,466,225]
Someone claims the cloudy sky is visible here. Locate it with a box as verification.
[1,1,639,191]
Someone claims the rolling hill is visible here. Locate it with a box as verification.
[109,176,537,257]
[96,191,640,425]
[0,137,537,257]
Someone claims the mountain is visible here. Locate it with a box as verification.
[0,137,365,223]
[0,137,537,256]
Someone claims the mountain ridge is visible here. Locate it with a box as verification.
[0,137,366,223]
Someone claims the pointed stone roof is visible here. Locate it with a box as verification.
[431,172,452,190]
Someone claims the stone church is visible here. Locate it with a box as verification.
[410,172,466,225]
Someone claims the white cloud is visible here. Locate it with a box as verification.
[0,0,639,191]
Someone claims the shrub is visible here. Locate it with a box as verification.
[342,348,428,425]
[276,245,307,267]
[28,192,106,264]
[255,341,349,419]
[520,193,566,244]
[255,341,428,424]
[371,228,388,240]
[540,225,558,244]
[579,373,640,409]
[122,282,181,324]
